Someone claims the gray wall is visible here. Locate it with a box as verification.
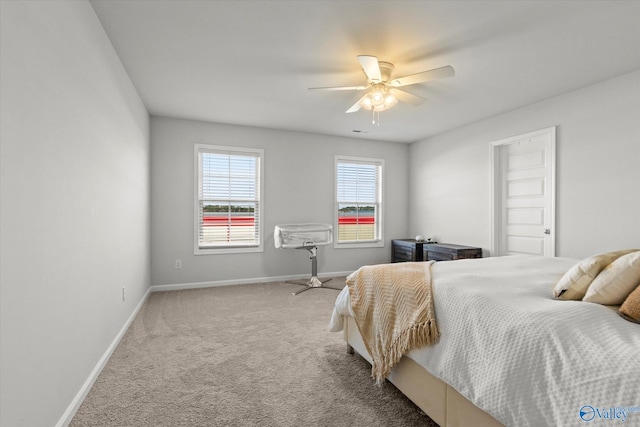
[408,70,640,259]
[0,2,150,426]
[151,117,410,286]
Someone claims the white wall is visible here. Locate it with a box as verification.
[409,70,640,259]
[151,117,409,286]
[0,2,149,426]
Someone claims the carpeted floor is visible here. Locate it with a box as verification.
[71,278,437,426]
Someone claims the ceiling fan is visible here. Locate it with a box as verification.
[309,55,455,124]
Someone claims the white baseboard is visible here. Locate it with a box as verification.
[149,271,352,293]
[56,286,152,427]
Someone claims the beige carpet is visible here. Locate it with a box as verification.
[71,278,437,426]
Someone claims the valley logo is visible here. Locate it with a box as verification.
[580,405,640,423]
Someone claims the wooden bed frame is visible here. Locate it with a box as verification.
[344,316,503,427]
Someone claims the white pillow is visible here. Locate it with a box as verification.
[583,251,640,305]
[553,249,638,300]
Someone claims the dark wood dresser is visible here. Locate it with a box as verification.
[391,240,482,263]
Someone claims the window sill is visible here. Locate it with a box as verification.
[195,245,264,255]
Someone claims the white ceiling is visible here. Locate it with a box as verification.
[90,0,640,143]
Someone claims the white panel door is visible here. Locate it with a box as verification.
[492,127,555,256]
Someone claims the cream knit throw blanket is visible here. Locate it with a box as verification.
[346,261,439,384]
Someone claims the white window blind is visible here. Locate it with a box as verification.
[195,144,263,253]
[335,156,383,246]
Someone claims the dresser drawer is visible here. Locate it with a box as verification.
[394,245,415,261]
[423,243,482,262]
[426,251,453,262]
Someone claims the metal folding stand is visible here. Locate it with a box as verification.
[288,245,343,296]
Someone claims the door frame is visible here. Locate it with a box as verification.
[490,126,556,257]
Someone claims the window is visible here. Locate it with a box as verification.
[335,156,383,248]
[195,144,263,254]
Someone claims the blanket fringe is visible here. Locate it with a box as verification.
[373,319,440,385]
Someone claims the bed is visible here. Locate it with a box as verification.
[329,255,640,427]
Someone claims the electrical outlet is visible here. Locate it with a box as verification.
[175,259,182,269]
[121,287,126,302]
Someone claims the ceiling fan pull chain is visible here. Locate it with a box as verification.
[371,110,381,126]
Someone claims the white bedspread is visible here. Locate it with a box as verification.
[330,255,640,427]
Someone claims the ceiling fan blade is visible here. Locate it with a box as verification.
[392,88,427,106]
[308,85,366,91]
[346,93,370,113]
[391,65,455,87]
[357,55,382,83]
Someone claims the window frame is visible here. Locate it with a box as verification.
[194,143,264,255]
[334,155,384,249]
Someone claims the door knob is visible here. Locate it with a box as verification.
[544,228,551,235]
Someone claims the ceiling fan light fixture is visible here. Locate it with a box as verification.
[384,91,398,108]
[359,96,373,109]
[359,84,397,112]
[371,85,386,107]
